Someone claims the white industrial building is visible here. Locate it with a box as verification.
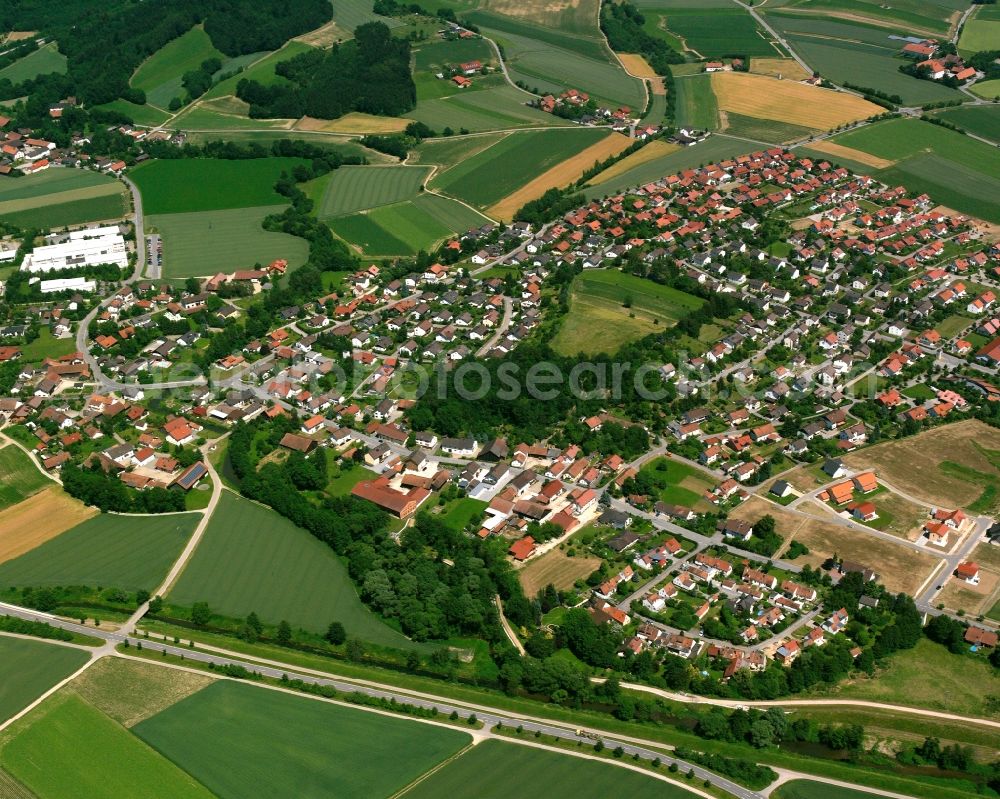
[22,226,129,273]
[38,276,97,294]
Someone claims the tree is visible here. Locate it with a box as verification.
[325,621,347,645]
[346,638,366,661]
[148,595,163,614]
[405,650,421,671]
[276,620,292,646]
[190,602,211,626]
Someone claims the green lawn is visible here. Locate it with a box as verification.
[430,128,609,208]
[936,314,972,339]
[0,638,88,725]
[149,205,309,278]
[638,456,715,509]
[130,25,223,109]
[404,739,699,799]
[0,168,127,229]
[326,465,377,495]
[134,680,470,799]
[0,445,50,510]
[970,79,1000,101]
[131,157,307,214]
[901,384,935,401]
[17,328,78,363]
[0,43,66,84]
[0,169,118,203]
[774,780,888,799]
[0,694,215,799]
[438,497,488,532]
[0,513,200,592]
[168,491,422,647]
[317,165,431,218]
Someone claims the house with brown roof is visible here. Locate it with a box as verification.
[351,476,430,518]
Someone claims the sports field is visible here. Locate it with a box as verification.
[130,25,223,109]
[0,694,216,799]
[134,681,471,799]
[431,128,609,208]
[0,168,128,228]
[0,512,199,592]
[316,165,431,218]
[671,74,718,130]
[552,269,703,355]
[403,739,698,799]
[0,445,51,510]
[149,205,309,277]
[0,487,96,566]
[131,157,306,214]
[0,42,66,83]
[167,492,421,647]
[0,638,88,726]
[486,131,633,220]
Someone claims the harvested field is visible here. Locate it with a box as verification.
[939,542,1000,617]
[586,139,680,185]
[294,19,352,47]
[295,113,410,133]
[867,490,926,541]
[728,496,803,542]
[749,57,811,80]
[841,420,1000,509]
[0,487,96,565]
[485,131,632,220]
[780,501,939,595]
[710,72,882,131]
[68,658,212,728]
[518,549,601,596]
[483,0,601,33]
[619,53,659,80]
[806,139,895,170]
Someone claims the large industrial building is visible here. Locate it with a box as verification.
[21,226,129,273]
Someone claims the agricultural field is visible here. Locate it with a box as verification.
[131,157,306,215]
[168,102,296,131]
[749,57,811,80]
[0,693,216,799]
[958,18,1000,56]
[485,131,632,220]
[0,487,97,566]
[202,41,316,101]
[671,74,718,131]
[0,637,88,726]
[430,128,611,208]
[0,512,199,592]
[134,681,471,799]
[802,140,895,171]
[412,133,507,168]
[551,269,703,355]
[711,72,882,132]
[0,168,128,229]
[94,99,171,127]
[295,112,409,134]
[0,42,66,83]
[148,205,309,277]
[641,4,778,58]
[168,492,421,648]
[586,139,680,186]
[518,548,602,596]
[831,119,1000,223]
[130,26,223,109]
[639,457,716,511]
[774,781,884,799]
[938,542,1000,618]
[0,445,51,510]
[930,104,1000,143]
[763,0,966,38]
[722,112,814,145]
[403,739,697,799]
[405,84,563,132]
[970,79,1000,101]
[330,0,405,32]
[316,165,430,218]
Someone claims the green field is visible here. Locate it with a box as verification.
[958,19,1000,55]
[94,98,172,126]
[135,681,471,799]
[0,193,129,229]
[672,74,718,130]
[0,42,66,84]
[552,269,703,355]
[0,694,215,799]
[430,128,609,207]
[414,38,494,72]
[329,212,416,256]
[131,26,223,109]
[149,205,309,277]
[0,513,199,592]
[168,492,421,647]
[774,780,885,799]
[764,0,965,36]
[0,169,117,203]
[0,445,50,510]
[317,165,430,218]
[723,112,814,144]
[0,168,127,229]
[412,133,506,168]
[203,41,316,101]
[413,192,493,232]
[970,79,1000,101]
[0,638,88,725]
[131,157,306,214]
[169,102,296,129]
[406,84,563,132]
[439,497,489,532]
[16,328,78,362]
[639,457,715,508]
[404,739,698,799]
[932,104,1000,143]
[645,6,777,57]
[331,0,405,32]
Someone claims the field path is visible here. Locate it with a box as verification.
[493,594,526,655]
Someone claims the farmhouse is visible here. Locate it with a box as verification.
[351,476,430,518]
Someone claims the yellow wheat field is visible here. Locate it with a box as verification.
[806,139,896,169]
[586,139,680,185]
[711,72,883,130]
[296,113,410,134]
[0,486,97,564]
[487,131,633,220]
[749,57,811,81]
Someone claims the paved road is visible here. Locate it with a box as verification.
[476,297,514,357]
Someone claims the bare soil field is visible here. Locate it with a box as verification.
[1,31,37,44]
[0,487,96,564]
[518,548,601,596]
[780,501,939,595]
[295,113,410,134]
[585,139,680,186]
[729,495,803,540]
[484,0,598,30]
[486,131,632,220]
[939,569,999,617]
[806,139,896,170]
[295,20,352,47]
[69,657,213,728]
[842,420,1000,509]
[870,490,926,541]
[710,72,883,131]
[749,57,811,81]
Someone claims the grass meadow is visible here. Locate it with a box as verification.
[203,41,316,100]
[0,168,128,228]
[0,694,215,799]
[405,84,562,132]
[774,780,889,799]
[930,105,1000,143]
[0,43,66,83]
[0,512,199,592]
[167,492,421,647]
[148,205,309,277]
[672,74,718,130]
[315,165,430,218]
[0,445,50,510]
[134,681,471,799]
[0,638,88,725]
[130,26,223,109]
[958,19,1000,55]
[1,194,129,229]
[645,5,777,57]
[94,99,171,126]
[131,157,306,214]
